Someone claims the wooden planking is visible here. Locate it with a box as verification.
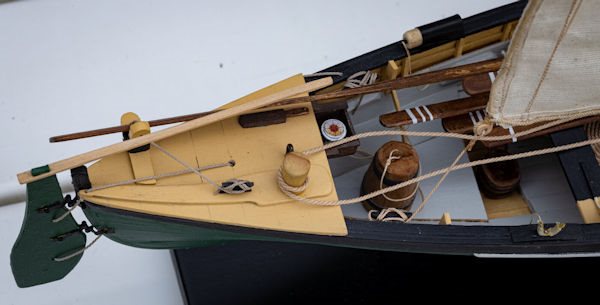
[482,191,531,220]
[18,77,333,184]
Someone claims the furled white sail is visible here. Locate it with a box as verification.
[488,0,600,126]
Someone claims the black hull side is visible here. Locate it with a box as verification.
[84,202,600,256]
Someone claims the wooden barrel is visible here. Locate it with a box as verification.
[361,141,419,210]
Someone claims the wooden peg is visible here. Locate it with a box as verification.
[382,60,401,82]
[281,152,311,191]
[382,60,403,111]
[439,212,452,225]
[120,112,156,185]
[454,38,465,58]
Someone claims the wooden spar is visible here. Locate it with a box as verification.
[49,110,218,142]
[310,58,502,102]
[379,94,489,128]
[17,77,333,185]
[442,113,600,148]
[49,58,502,143]
[50,107,309,142]
[482,116,600,148]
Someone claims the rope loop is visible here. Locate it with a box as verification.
[368,207,409,222]
[277,169,309,194]
[379,149,421,203]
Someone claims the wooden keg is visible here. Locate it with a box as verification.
[361,141,419,210]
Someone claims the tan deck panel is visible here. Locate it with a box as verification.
[82,74,347,236]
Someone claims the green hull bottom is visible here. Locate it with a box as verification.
[83,202,292,249]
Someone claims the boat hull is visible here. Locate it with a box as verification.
[83,201,600,256]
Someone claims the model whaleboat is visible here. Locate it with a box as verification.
[11,0,600,288]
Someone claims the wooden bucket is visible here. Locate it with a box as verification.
[361,141,419,210]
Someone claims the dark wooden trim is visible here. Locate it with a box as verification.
[304,1,527,85]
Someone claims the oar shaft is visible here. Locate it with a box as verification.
[49,58,502,143]
[50,107,308,143]
[18,77,332,185]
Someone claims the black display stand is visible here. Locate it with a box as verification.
[173,240,599,305]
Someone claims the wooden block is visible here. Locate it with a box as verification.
[238,107,309,128]
[462,73,492,96]
[382,60,401,81]
[129,150,156,185]
[239,109,286,128]
[577,199,600,224]
[439,212,452,225]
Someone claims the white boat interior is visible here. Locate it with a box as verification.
[332,41,582,226]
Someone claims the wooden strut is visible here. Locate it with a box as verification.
[17,77,333,185]
[379,94,489,128]
[49,58,503,143]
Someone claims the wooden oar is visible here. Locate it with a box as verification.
[50,107,309,142]
[379,94,489,128]
[49,58,502,143]
[17,77,332,185]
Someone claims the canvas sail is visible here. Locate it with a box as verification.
[488,0,600,126]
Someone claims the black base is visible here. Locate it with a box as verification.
[173,241,600,305]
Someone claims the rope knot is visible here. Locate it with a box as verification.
[218,179,254,194]
[473,119,494,137]
[468,118,494,151]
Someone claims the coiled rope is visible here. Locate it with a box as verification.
[278,116,600,212]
